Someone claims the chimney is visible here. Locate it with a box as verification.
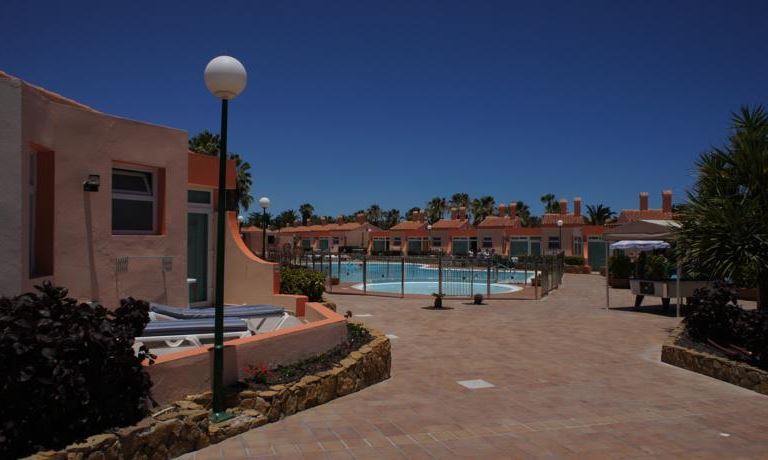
[639,192,649,211]
[662,190,672,213]
[320,216,327,225]
[458,206,467,220]
[450,207,458,220]
[573,197,582,217]
[356,213,366,224]
[497,203,507,217]
[509,202,517,218]
[337,214,344,225]
[559,198,568,215]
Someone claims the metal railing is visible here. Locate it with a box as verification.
[271,249,565,299]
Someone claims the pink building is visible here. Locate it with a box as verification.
[617,191,674,223]
[275,213,381,253]
[0,71,296,310]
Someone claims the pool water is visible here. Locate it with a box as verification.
[352,281,521,295]
[300,260,534,295]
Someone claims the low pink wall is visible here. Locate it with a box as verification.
[146,302,347,405]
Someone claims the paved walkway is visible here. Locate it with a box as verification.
[181,275,768,459]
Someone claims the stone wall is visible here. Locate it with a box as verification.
[30,327,391,460]
[661,325,768,396]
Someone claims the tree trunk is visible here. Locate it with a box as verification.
[758,267,768,311]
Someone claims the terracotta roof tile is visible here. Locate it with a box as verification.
[431,219,470,229]
[541,214,585,225]
[391,221,427,231]
[478,216,521,228]
[617,209,674,223]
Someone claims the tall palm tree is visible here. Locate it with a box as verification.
[425,197,447,223]
[272,209,298,229]
[470,196,495,225]
[188,130,220,155]
[540,193,560,213]
[366,204,382,226]
[449,193,470,210]
[405,207,420,221]
[584,204,616,225]
[229,153,253,211]
[381,209,401,229]
[188,131,253,211]
[676,106,768,309]
[298,203,314,225]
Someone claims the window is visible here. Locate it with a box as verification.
[432,237,442,247]
[573,236,583,257]
[188,190,211,204]
[482,237,493,248]
[332,237,340,246]
[112,168,157,234]
[319,239,329,250]
[302,239,311,249]
[393,237,402,246]
[548,237,560,251]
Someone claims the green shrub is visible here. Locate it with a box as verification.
[608,253,633,279]
[644,254,672,280]
[280,267,326,301]
[0,283,154,458]
[564,255,585,266]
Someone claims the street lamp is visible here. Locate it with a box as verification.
[204,55,247,423]
[259,197,270,259]
[427,224,433,253]
[556,219,564,253]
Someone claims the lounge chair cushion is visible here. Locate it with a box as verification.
[142,317,248,336]
[150,303,284,319]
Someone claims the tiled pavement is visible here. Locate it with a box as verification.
[179,275,768,459]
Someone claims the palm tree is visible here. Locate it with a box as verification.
[584,204,616,225]
[540,193,560,213]
[298,203,314,225]
[247,210,270,228]
[188,130,220,155]
[449,193,470,209]
[366,204,382,227]
[272,209,298,229]
[229,153,253,211]
[381,209,401,229]
[425,197,447,223]
[188,131,253,211]
[676,106,768,309]
[470,196,495,225]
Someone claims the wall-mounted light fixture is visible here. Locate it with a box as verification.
[83,174,100,192]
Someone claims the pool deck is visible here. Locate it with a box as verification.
[179,274,768,459]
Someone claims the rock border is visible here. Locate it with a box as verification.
[661,325,768,395]
[31,326,390,460]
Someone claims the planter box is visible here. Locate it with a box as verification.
[629,279,711,298]
[609,277,630,289]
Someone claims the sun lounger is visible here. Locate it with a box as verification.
[137,317,250,348]
[150,303,284,320]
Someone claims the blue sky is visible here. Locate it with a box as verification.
[2,0,766,217]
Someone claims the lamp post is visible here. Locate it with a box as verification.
[427,224,433,254]
[238,214,244,234]
[259,197,270,259]
[556,219,564,254]
[204,55,247,423]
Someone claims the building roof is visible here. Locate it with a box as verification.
[390,220,427,231]
[617,209,674,224]
[431,218,470,229]
[0,70,99,113]
[478,216,521,228]
[541,213,585,226]
[277,221,375,233]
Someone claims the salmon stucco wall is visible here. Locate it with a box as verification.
[0,77,23,297]
[9,76,189,308]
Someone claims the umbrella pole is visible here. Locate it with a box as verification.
[605,239,609,310]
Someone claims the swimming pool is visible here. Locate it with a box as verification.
[299,259,534,296]
[352,281,522,295]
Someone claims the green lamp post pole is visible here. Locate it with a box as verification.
[204,55,247,423]
[259,197,270,259]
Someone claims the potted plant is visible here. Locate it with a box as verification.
[432,293,444,309]
[473,293,484,305]
[608,253,633,288]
